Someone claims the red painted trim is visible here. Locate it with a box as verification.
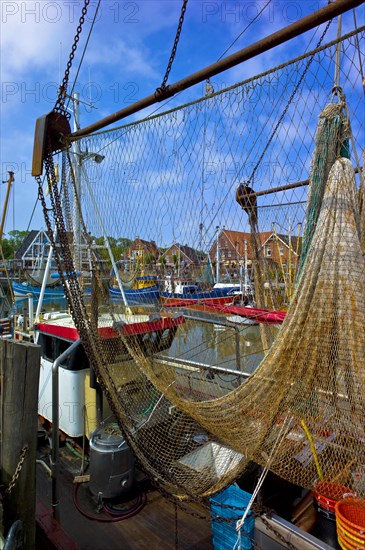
[36,323,79,341]
[103,315,185,338]
[205,304,286,324]
[36,500,80,549]
[36,315,185,341]
[161,295,235,308]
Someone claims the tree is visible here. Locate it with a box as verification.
[117,238,132,252]
[91,236,132,267]
[159,256,167,273]
[144,252,155,269]
[1,230,29,259]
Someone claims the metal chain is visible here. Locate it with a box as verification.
[248,18,332,186]
[260,514,300,550]
[54,0,91,115]
[5,445,29,496]
[156,0,188,96]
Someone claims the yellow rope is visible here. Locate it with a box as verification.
[300,419,324,481]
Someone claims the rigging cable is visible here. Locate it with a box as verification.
[66,0,102,112]
[152,0,271,114]
[216,0,271,62]
[156,0,189,97]
[54,0,91,115]
[353,8,365,96]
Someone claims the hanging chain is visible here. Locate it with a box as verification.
[54,0,91,115]
[259,514,300,550]
[156,0,188,97]
[4,445,29,497]
[248,18,332,186]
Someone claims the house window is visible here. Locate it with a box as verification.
[228,251,232,258]
[266,247,271,257]
[279,247,284,256]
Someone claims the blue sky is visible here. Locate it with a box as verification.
[1,0,364,236]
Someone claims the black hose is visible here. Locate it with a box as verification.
[73,484,146,522]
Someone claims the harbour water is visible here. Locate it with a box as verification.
[11,293,269,386]
[170,318,265,376]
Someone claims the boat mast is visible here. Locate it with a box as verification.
[215,226,220,284]
[73,92,82,273]
[244,239,249,288]
[0,171,14,242]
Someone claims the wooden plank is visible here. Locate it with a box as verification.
[36,446,214,549]
[1,339,40,549]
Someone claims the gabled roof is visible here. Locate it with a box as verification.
[14,229,51,259]
[221,229,301,255]
[260,232,302,255]
[159,243,200,264]
[124,237,160,259]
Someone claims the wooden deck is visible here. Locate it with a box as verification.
[36,445,214,550]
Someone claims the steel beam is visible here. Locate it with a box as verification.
[71,0,363,139]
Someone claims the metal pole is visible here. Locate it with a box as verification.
[27,294,34,331]
[334,15,343,91]
[73,92,82,272]
[234,327,241,372]
[51,339,81,521]
[216,227,220,284]
[71,0,362,139]
[35,229,57,323]
[82,166,129,307]
[0,172,14,241]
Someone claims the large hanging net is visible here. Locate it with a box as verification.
[38,28,365,502]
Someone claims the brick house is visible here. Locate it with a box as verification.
[158,243,200,275]
[122,237,160,271]
[209,229,301,279]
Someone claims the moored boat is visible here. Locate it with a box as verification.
[23,1,365,548]
[109,281,160,305]
[204,303,287,325]
[12,280,66,301]
[34,310,184,437]
[160,276,240,307]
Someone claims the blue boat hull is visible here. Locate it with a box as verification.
[109,285,160,305]
[160,286,238,301]
[12,281,65,300]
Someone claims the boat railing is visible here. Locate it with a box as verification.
[154,355,251,379]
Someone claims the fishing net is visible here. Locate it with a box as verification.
[39,28,365,501]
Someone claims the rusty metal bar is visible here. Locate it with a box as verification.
[253,164,363,197]
[71,0,363,139]
[255,180,309,197]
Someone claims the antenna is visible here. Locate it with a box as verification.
[59,42,62,85]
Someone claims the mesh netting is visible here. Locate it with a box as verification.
[41,29,365,501]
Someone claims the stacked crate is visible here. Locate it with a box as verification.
[210,485,255,550]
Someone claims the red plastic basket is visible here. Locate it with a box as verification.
[313,482,353,513]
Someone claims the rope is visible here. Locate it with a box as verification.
[233,415,292,550]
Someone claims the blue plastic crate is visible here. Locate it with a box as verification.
[212,524,254,550]
[210,485,254,550]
